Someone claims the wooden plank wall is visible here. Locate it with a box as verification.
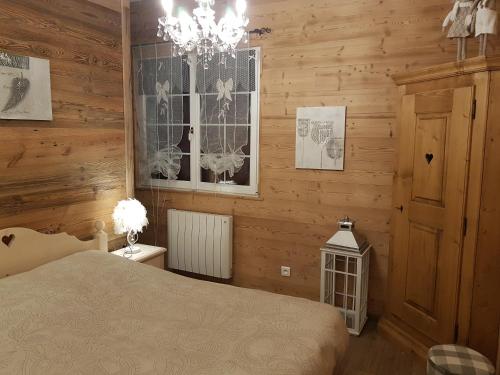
[0,0,127,239]
[131,0,499,316]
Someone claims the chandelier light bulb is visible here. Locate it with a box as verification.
[161,0,173,16]
[157,0,250,67]
[235,0,247,16]
[223,7,236,24]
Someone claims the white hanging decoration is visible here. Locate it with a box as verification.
[216,78,233,102]
[149,146,183,180]
[200,150,245,177]
[157,0,249,68]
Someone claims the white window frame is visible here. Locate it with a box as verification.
[141,47,260,196]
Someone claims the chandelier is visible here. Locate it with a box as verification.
[157,0,249,68]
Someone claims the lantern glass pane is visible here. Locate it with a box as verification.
[325,253,334,270]
[335,273,346,294]
[347,274,356,296]
[335,255,346,272]
[347,296,355,311]
[334,293,345,308]
[346,314,354,329]
[348,258,357,274]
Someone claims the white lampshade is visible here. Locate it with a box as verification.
[112,199,149,235]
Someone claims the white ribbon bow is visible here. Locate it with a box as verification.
[156,80,170,104]
[216,78,233,102]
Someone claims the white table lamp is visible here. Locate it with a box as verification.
[112,199,149,254]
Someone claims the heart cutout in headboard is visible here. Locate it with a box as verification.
[425,153,434,164]
[2,234,15,247]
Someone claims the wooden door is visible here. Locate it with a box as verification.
[390,87,474,343]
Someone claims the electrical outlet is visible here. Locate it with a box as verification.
[281,266,291,277]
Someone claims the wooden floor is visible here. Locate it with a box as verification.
[337,319,426,375]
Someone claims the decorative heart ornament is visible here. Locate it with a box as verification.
[2,234,15,247]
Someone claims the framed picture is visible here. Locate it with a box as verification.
[0,51,53,121]
[295,106,346,170]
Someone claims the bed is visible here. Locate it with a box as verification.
[0,223,349,375]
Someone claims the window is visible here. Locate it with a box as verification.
[133,44,260,195]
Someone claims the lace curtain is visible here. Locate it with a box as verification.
[197,49,255,184]
[132,42,256,188]
[133,43,190,186]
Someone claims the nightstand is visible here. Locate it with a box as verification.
[111,244,167,270]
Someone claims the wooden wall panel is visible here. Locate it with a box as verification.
[131,0,499,316]
[0,0,126,239]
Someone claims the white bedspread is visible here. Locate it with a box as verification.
[0,251,348,374]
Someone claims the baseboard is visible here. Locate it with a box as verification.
[378,315,433,361]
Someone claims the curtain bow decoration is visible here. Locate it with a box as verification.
[216,78,233,102]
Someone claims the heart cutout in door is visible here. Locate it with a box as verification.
[425,153,434,164]
[2,234,15,247]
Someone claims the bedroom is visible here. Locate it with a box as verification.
[0,0,499,374]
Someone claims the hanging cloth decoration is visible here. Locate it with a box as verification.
[132,43,189,184]
[198,49,254,183]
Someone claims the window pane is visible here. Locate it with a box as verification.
[138,59,156,95]
[146,126,190,181]
[147,125,185,150]
[200,94,251,125]
[148,95,189,124]
[228,157,250,186]
[156,56,189,95]
[200,165,223,183]
[200,156,250,186]
[200,125,224,154]
[225,125,250,156]
[196,50,256,94]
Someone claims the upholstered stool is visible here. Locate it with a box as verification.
[427,345,495,375]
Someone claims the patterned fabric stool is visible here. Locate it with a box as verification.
[427,345,495,375]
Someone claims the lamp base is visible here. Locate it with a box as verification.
[124,245,141,255]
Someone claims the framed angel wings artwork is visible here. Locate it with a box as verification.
[295,106,346,171]
[0,51,53,121]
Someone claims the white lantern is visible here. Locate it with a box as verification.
[320,217,371,335]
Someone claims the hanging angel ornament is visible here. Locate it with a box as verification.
[443,0,476,61]
[471,0,497,56]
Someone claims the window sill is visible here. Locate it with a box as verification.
[135,185,263,201]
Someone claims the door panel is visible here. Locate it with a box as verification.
[412,115,448,204]
[405,223,440,314]
[390,86,474,343]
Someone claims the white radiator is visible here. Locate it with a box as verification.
[167,209,233,279]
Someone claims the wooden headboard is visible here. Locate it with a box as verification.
[0,221,108,279]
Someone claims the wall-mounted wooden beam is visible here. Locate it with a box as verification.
[121,0,135,197]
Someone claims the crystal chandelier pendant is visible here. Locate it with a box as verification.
[158,0,249,68]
